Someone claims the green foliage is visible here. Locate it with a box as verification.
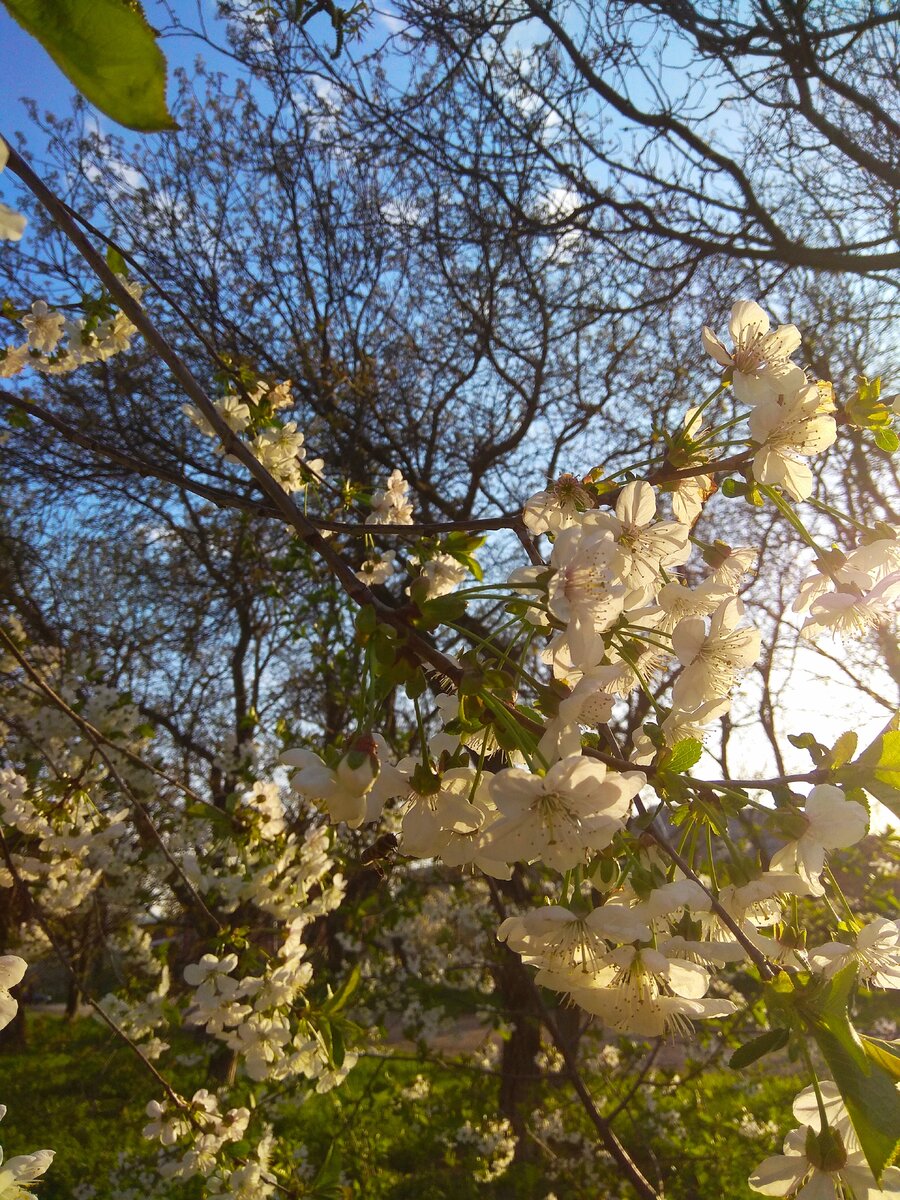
[847,376,891,428]
[2,0,176,131]
[794,965,900,1181]
[835,720,900,819]
[720,477,764,506]
[861,1035,900,1081]
[659,736,703,775]
[2,1014,808,1199]
[729,1028,790,1071]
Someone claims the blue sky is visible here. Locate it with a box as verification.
[0,6,80,132]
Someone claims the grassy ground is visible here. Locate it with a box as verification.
[0,1013,805,1199]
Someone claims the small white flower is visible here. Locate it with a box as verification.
[20,301,65,353]
[367,469,414,525]
[570,946,735,1036]
[0,1147,55,1197]
[702,300,806,405]
[0,204,26,242]
[591,481,691,599]
[809,917,900,988]
[749,383,837,501]
[547,519,629,668]
[672,596,761,708]
[484,755,643,871]
[523,473,594,535]
[769,785,869,896]
[801,573,900,641]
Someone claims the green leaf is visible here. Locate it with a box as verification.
[798,967,900,1181]
[729,1027,790,1070]
[2,0,177,131]
[829,731,858,770]
[788,730,830,766]
[838,728,900,818]
[861,1036,900,1082]
[105,244,128,276]
[323,964,361,1017]
[660,736,703,774]
[874,426,900,453]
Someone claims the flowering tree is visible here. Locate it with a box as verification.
[1,20,900,1196]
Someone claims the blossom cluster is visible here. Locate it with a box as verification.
[183,378,325,495]
[750,1081,900,1199]
[0,288,142,379]
[1,273,898,1199]
[268,301,899,1192]
[0,623,353,1196]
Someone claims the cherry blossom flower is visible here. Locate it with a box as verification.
[654,577,733,635]
[748,1133,872,1198]
[749,383,837,501]
[668,408,715,526]
[400,767,483,858]
[809,917,900,988]
[410,552,468,598]
[547,520,630,667]
[632,698,730,765]
[484,755,644,871]
[499,903,651,992]
[0,203,25,242]
[790,1082,859,1154]
[367,469,414,525]
[0,139,25,242]
[0,138,26,242]
[749,1096,900,1200]
[282,737,399,828]
[704,542,759,589]
[768,785,869,896]
[702,300,806,405]
[19,302,64,354]
[538,670,617,759]
[800,573,900,640]
[184,953,240,996]
[570,946,736,1035]
[672,596,761,708]
[590,481,691,599]
[355,554,396,586]
[0,1146,55,1198]
[523,473,594,535]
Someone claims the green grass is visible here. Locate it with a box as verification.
[0,1014,806,1199]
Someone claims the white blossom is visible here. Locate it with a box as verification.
[702,300,806,405]
[769,785,869,896]
[672,596,761,708]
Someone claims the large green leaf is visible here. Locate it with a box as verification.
[798,966,900,1181]
[837,725,900,819]
[2,0,176,131]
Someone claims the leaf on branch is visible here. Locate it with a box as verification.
[796,965,900,1182]
[659,736,703,774]
[836,724,900,819]
[829,731,858,770]
[2,0,177,131]
[874,427,900,454]
[728,1027,790,1070]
